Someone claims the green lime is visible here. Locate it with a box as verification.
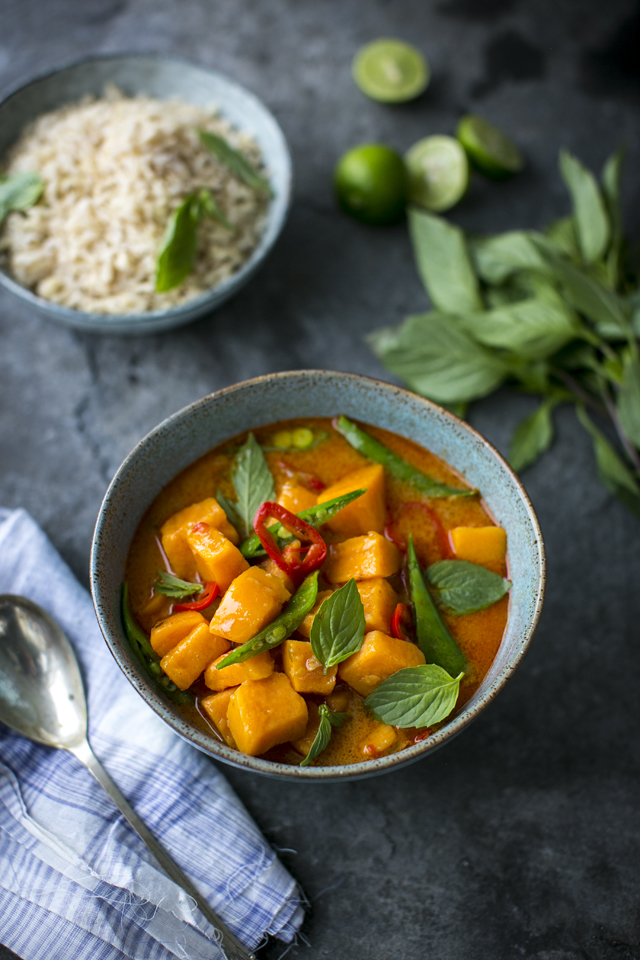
[334,144,407,226]
[352,39,429,103]
[405,136,470,212]
[456,115,524,180]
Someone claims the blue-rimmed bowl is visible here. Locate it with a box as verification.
[90,371,546,781]
[0,55,291,335]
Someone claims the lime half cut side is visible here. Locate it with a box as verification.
[353,39,430,103]
[405,136,469,212]
[457,115,524,180]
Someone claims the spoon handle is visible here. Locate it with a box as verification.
[70,739,255,960]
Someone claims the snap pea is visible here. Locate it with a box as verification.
[239,490,366,559]
[334,414,476,498]
[121,584,193,704]
[407,537,467,677]
[217,572,319,668]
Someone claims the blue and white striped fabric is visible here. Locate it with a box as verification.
[0,508,304,960]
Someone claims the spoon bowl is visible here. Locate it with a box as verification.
[0,593,254,960]
[0,595,86,749]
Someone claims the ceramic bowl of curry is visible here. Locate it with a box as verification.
[90,370,545,781]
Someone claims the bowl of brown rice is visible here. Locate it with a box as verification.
[0,55,292,334]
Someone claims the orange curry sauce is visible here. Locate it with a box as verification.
[125,417,509,766]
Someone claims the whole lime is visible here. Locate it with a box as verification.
[334,144,408,226]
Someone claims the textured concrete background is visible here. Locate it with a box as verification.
[1,0,640,957]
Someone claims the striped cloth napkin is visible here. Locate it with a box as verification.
[0,507,304,960]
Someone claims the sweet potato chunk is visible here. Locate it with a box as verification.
[291,702,321,756]
[161,623,230,691]
[338,630,425,697]
[324,532,401,583]
[200,688,237,748]
[150,610,207,657]
[450,526,507,566]
[227,673,308,756]
[360,723,397,758]
[204,651,274,691]
[356,578,397,634]
[208,567,291,645]
[277,480,317,515]
[317,463,386,538]
[161,498,239,579]
[296,590,333,639]
[258,557,295,595]
[282,640,337,694]
[186,523,249,592]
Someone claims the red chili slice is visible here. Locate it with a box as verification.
[254,501,327,580]
[174,581,219,612]
[384,520,407,553]
[276,461,326,492]
[391,602,412,641]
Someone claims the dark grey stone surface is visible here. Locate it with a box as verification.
[1,0,640,957]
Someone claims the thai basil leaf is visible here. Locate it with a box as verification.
[426,560,511,615]
[364,664,463,728]
[544,217,581,261]
[408,208,483,314]
[576,405,640,517]
[616,354,640,449]
[368,312,510,405]
[216,489,243,531]
[534,242,630,338]
[231,432,276,540]
[156,193,202,292]
[469,231,550,286]
[299,704,346,767]
[459,298,580,361]
[310,578,365,672]
[199,188,233,229]
[0,171,44,223]
[509,396,560,472]
[601,148,625,286]
[559,150,610,263]
[198,129,272,195]
[154,570,204,599]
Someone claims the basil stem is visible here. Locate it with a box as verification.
[217,571,319,667]
[121,584,193,704]
[239,489,366,559]
[407,537,467,677]
[334,415,476,498]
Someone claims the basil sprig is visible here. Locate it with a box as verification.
[154,570,204,600]
[198,130,272,196]
[369,147,640,519]
[365,665,463,728]
[310,579,365,672]
[229,432,276,540]
[155,188,232,293]
[300,704,346,767]
[426,560,511,615]
[0,170,44,224]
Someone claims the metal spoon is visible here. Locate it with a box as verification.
[0,594,255,960]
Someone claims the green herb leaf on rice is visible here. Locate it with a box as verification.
[198,129,272,195]
[0,171,44,223]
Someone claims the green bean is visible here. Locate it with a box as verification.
[334,415,476,498]
[217,571,319,667]
[239,490,366,559]
[407,537,467,677]
[121,584,193,704]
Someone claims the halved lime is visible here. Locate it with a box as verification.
[352,39,429,103]
[334,144,407,226]
[456,115,524,180]
[405,136,469,212]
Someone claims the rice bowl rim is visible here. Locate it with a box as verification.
[0,53,292,333]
